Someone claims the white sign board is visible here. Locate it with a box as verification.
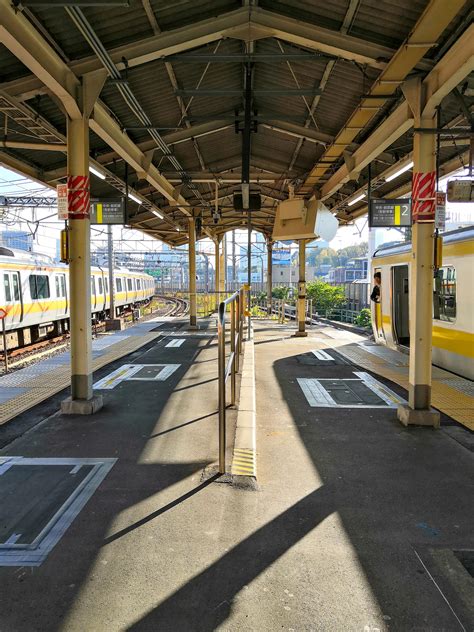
[57,184,68,220]
[435,191,446,230]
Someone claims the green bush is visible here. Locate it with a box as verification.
[306,280,346,314]
[355,308,372,328]
[272,286,290,300]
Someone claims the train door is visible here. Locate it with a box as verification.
[3,271,23,325]
[392,265,410,347]
[373,267,383,339]
[91,276,96,310]
[55,273,67,314]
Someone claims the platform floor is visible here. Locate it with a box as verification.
[0,318,473,631]
[0,318,170,425]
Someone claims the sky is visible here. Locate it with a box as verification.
[0,165,472,261]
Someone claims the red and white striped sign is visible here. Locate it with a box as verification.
[412,171,436,222]
[67,175,90,219]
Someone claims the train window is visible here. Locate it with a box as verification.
[12,273,20,301]
[116,278,123,292]
[3,274,11,302]
[434,266,456,322]
[105,277,109,293]
[55,274,66,298]
[127,278,132,291]
[98,277,103,294]
[29,275,50,300]
[137,279,141,290]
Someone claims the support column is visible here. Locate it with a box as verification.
[219,238,225,294]
[214,237,220,310]
[398,79,439,427]
[294,239,307,337]
[61,117,102,415]
[266,239,273,315]
[188,216,198,329]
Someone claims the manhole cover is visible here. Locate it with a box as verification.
[0,457,115,566]
[297,372,405,408]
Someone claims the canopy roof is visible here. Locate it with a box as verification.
[0,0,472,245]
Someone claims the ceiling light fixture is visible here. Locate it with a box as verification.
[385,161,414,183]
[89,165,106,180]
[128,192,142,205]
[348,193,366,207]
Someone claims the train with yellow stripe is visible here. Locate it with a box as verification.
[371,226,474,380]
[0,247,154,350]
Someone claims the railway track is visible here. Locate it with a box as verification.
[156,295,189,317]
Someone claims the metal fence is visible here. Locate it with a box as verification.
[217,287,246,474]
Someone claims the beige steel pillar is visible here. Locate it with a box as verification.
[188,217,198,329]
[61,117,102,414]
[214,237,220,298]
[219,238,226,294]
[398,79,439,427]
[294,239,307,337]
[266,239,273,315]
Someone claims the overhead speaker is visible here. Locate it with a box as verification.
[272,198,338,242]
[233,193,261,211]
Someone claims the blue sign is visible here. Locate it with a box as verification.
[272,248,291,266]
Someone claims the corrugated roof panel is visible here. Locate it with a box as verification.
[27,5,154,61]
[150,0,241,31]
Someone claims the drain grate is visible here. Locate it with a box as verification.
[0,457,115,566]
[297,372,406,408]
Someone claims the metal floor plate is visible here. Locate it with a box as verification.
[297,372,406,408]
[93,363,181,389]
[0,457,115,566]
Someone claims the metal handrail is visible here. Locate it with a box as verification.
[217,287,246,474]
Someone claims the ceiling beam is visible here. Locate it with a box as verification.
[318,22,474,201]
[299,0,469,195]
[261,119,333,144]
[338,150,470,222]
[249,7,399,70]
[1,5,403,100]
[0,0,201,236]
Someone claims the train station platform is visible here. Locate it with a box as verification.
[0,317,473,630]
[0,318,171,427]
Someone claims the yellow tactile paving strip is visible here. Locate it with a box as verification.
[0,332,160,426]
[337,345,474,431]
[231,447,257,477]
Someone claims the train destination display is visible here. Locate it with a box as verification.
[369,199,411,227]
[90,198,126,224]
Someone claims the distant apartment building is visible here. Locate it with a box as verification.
[0,230,33,252]
[328,257,368,283]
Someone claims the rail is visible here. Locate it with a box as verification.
[217,287,246,474]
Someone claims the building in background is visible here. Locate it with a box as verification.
[0,230,33,252]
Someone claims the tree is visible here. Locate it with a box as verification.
[272,286,290,299]
[306,280,346,314]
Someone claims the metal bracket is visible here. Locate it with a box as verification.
[82,68,108,119]
[401,76,422,120]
